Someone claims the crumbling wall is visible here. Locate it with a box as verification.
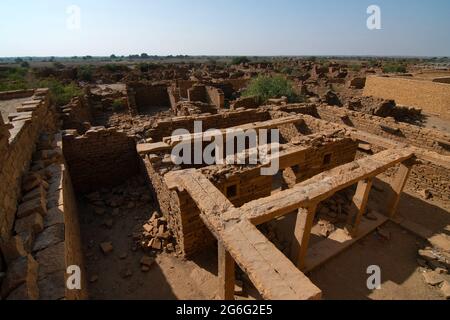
[60,95,93,133]
[62,128,140,194]
[146,109,271,142]
[0,89,56,240]
[316,104,450,155]
[0,89,34,101]
[127,82,170,112]
[364,76,450,119]
[315,105,450,203]
[143,158,215,257]
[205,86,225,109]
[0,133,87,300]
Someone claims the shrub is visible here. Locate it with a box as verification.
[33,79,82,105]
[383,63,407,73]
[231,56,250,65]
[78,65,93,81]
[242,75,302,103]
[350,64,361,72]
[112,99,125,112]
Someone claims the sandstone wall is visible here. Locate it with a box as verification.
[315,104,450,155]
[127,82,170,112]
[314,104,450,202]
[0,89,34,101]
[0,89,56,240]
[146,109,271,142]
[0,132,87,300]
[62,128,140,194]
[60,95,93,133]
[364,76,450,119]
[205,86,225,109]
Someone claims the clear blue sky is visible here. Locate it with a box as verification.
[1,0,449,57]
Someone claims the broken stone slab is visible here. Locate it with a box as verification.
[140,256,155,268]
[418,249,438,262]
[137,142,171,155]
[100,242,113,254]
[1,255,38,298]
[14,212,44,235]
[0,236,27,264]
[16,197,47,219]
[32,224,65,252]
[440,281,450,299]
[35,242,65,281]
[422,271,445,286]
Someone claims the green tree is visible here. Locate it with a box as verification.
[231,56,250,65]
[242,75,301,103]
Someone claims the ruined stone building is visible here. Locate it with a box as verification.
[0,69,449,300]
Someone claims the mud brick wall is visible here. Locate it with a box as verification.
[316,104,450,155]
[209,167,273,208]
[0,89,56,240]
[62,128,140,194]
[146,109,271,142]
[364,76,450,119]
[205,86,225,109]
[407,162,450,202]
[1,133,87,300]
[187,84,207,102]
[127,82,170,111]
[223,79,250,92]
[295,139,358,182]
[61,164,88,299]
[176,80,197,98]
[60,96,93,133]
[143,158,215,257]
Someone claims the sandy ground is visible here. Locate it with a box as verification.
[79,175,449,300]
[421,113,450,134]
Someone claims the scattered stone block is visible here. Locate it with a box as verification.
[422,271,444,286]
[440,281,450,300]
[418,249,437,262]
[100,242,113,254]
[140,256,155,268]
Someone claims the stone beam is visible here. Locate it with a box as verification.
[229,148,414,225]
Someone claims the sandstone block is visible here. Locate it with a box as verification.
[14,212,44,235]
[32,224,65,252]
[17,197,47,219]
[35,242,65,280]
[1,255,38,298]
[0,236,27,264]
